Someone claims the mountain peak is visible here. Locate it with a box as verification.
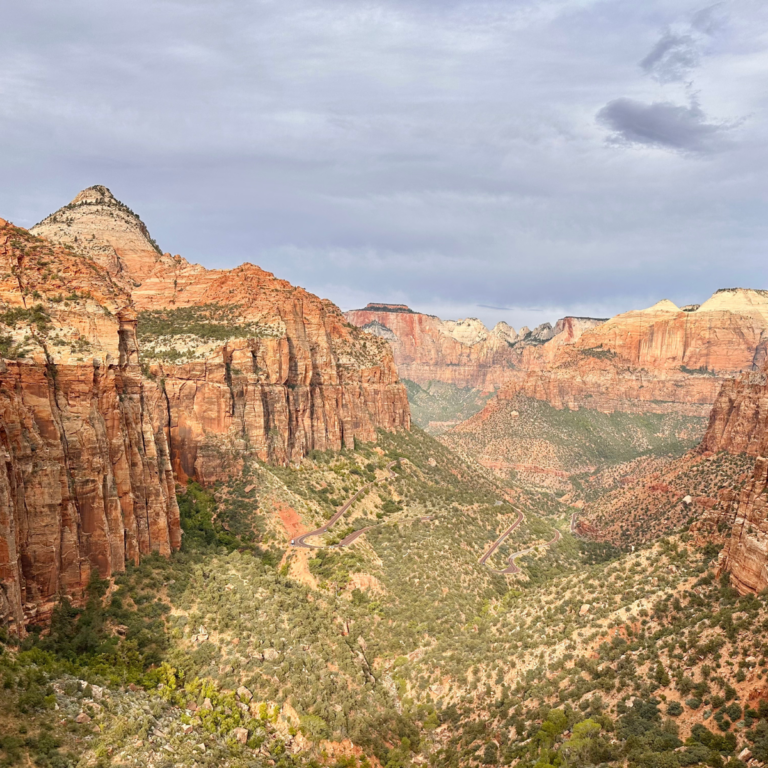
[31,186,173,286]
[70,185,118,206]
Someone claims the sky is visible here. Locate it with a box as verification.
[1,0,767,332]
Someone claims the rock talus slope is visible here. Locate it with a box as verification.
[0,219,179,629]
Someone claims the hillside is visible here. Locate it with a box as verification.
[3,422,766,768]
[441,393,706,493]
[0,188,410,629]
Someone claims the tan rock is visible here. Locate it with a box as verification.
[232,727,249,745]
[75,713,91,724]
[237,686,253,702]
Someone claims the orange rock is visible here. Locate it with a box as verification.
[0,189,411,628]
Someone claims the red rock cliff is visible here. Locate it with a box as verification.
[705,366,768,594]
[0,219,179,630]
[345,303,603,391]
[32,188,410,481]
[496,295,768,416]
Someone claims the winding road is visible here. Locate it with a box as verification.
[479,509,564,575]
[290,457,576,578]
[291,462,397,549]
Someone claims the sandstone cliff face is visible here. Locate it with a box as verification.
[31,188,410,480]
[704,366,768,594]
[350,293,768,417]
[345,303,603,391]
[495,292,768,417]
[0,219,179,630]
[1,186,410,628]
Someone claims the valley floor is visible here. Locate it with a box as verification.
[0,423,761,768]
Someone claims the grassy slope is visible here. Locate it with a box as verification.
[1,425,761,768]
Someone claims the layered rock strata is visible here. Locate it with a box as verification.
[493,293,768,416]
[709,367,768,594]
[350,293,768,417]
[345,303,604,391]
[0,219,179,629]
[0,187,410,627]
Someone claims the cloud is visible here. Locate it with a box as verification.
[640,4,726,82]
[596,97,736,153]
[640,32,701,83]
[691,3,727,34]
[0,0,767,331]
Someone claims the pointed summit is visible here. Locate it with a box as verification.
[31,185,174,287]
[69,184,118,205]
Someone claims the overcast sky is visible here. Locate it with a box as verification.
[1,0,767,331]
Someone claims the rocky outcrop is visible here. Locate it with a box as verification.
[345,303,604,391]
[30,186,176,288]
[1,187,410,628]
[700,371,768,456]
[0,220,179,630]
[30,188,411,479]
[704,365,768,594]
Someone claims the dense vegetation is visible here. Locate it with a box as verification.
[0,423,759,768]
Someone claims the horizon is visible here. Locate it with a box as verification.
[12,182,768,334]
[2,0,768,329]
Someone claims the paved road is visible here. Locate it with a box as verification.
[291,462,396,550]
[495,529,562,574]
[477,510,524,566]
[479,510,563,575]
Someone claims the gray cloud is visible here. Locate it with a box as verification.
[640,32,701,83]
[0,0,766,330]
[597,98,736,153]
[640,4,726,82]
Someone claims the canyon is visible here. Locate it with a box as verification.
[348,293,768,417]
[0,187,409,627]
[345,302,604,392]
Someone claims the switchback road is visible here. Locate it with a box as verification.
[291,462,396,549]
[479,510,563,575]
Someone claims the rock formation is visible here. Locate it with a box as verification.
[494,292,768,416]
[0,187,411,627]
[345,303,604,391]
[31,185,175,288]
[0,219,179,629]
[31,188,410,482]
[708,366,768,594]
[350,293,768,417]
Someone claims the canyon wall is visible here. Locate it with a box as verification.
[0,219,179,629]
[491,295,768,417]
[0,187,410,627]
[349,295,768,417]
[345,303,603,391]
[709,368,768,594]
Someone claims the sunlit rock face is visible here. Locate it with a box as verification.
[0,189,411,628]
